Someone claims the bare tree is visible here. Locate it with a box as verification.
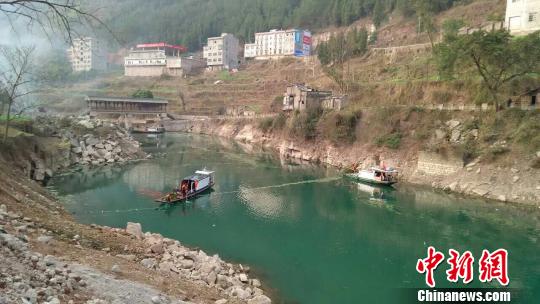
[1,46,35,143]
[0,0,113,42]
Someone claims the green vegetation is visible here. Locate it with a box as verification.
[317,27,368,66]
[258,117,274,133]
[132,89,154,99]
[376,132,402,149]
[291,107,323,140]
[217,71,234,81]
[96,0,463,50]
[435,30,540,108]
[321,110,361,144]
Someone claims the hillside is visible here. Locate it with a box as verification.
[90,0,466,50]
[43,0,510,116]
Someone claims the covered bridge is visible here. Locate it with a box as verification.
[86,96,168,117]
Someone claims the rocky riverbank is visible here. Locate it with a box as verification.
[169,117,540,206]
[0,156,272,304]
[1,116,147,184]
[123,222,270,304]
[1,116,273,303]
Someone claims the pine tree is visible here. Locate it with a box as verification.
[372,0,385,28]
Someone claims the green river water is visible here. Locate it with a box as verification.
[49,133,540,304]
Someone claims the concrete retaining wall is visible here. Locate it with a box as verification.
[416,151,463,176]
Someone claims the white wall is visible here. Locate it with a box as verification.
[506,0,540,35]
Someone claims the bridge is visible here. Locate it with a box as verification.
[86,96,168,117]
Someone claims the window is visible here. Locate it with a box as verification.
[529,12,537,22]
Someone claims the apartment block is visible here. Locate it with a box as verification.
[67,37,107,72]
[124,43,206,77]
[244,29,312,60]
[203,33,240,71]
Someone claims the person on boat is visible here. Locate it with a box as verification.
[181,183,188,196]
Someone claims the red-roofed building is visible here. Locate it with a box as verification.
[124,42,206,77]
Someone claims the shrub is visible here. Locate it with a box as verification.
[456,138,478,163]
[376,132,402,149]
[258,117,274,133]
[291,106,323,140]
[485,146,510,162]
[322,110,360,144]
[132,89,154,99]
[272,113,287,130]
[270,96,283,113]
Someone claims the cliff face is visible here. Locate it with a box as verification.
[0,117,146,185]
[170,117,540,206]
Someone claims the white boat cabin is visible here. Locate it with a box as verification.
[179,170,215,194]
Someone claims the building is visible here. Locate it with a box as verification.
[283,84,347,112]
[124,43,206,77]
[505,0,540,35]
[508,87,539,109]
[244,29,312,60]
[86,96,168,118]
[203,33,240,71]
[67,37,107,72]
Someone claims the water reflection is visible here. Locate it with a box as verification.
[49,133,540,304]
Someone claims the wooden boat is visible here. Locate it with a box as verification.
[131,125,165,134]
[347,167,398,186]
[155,169,215,204]
[130,120,165,134]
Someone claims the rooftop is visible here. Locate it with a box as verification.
[86,96,169,104]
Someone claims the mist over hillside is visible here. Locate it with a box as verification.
[90,0,463,50]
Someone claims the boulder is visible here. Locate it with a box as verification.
[229,286,250,300]
[450,129,461,143]
[179,259,194,269]
[205,271,217,285]
[472,188,489,197]
[159,261,174,273]
[78,120,95,129]
[141,258,157,269]
[215,300,228,304]
[116,254,136,261]
[85,137,99,146]
[126,222,143,239]
[446,120,461,129]
[37,235,53,244]
[111,264,121,273]
[239,273,248,283]
[248,295,272,304]
[434,129,446,140]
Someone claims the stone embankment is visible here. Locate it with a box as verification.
[2,116,147,184]
[175,117,540,205]
[67,118,145,167]
[0,204,190,304]
[0,202,271,304]
[122,222,271,304]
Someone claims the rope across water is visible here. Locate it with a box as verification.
[78,176,342,215]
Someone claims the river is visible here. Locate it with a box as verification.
[49,133,540,303]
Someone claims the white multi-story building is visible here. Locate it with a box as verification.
[124,43,206,77]
[203,33,240,71]
[505,0,540,35]
[244,29,312,60]
[67,37,107,72]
